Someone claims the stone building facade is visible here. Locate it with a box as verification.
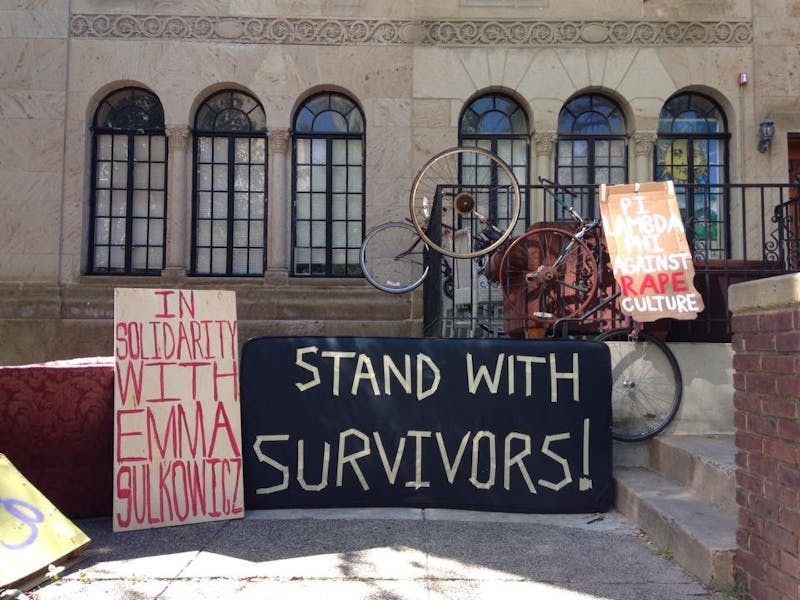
[1,0,798,364]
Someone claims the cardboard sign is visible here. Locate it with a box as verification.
[599,181,704,321]
[112,289,243,532]
[0,454,90,589]
[241,336,613,514]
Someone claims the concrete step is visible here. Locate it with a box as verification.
[647,434,736,513]
[614,466,736,589]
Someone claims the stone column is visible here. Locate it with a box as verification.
[632,130,658,183]
[532,131,557,223]
[266,128,291,278]
[163,126,190,279]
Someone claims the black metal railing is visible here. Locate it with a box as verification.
[430,182,800,342]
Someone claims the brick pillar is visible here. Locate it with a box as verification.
[729,273,800,600]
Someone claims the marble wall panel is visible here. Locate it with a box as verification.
[0,7,67,38]
[0,90,65,120]
[0,39,68,90]
[644,0,750,20]
[0,116,64,171]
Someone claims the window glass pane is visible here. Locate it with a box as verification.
[214,137,228,159]
[234,221,248,246]
[150,192,164,217]
[148,220,163,245]
[112,190,127,216]
[296,221,310,246]
[96,162,111,187]
[151,136,165,161]
[332,140,347,163]
[250,195,264,219]
[148,247,163,270]
[198,164,212,190]
[112,162,128,188]
[348,167,362,193]
[212,221,227,245]
[311,166,326,192]
[97,135,112,160]
[110,246,125,268]
[311,194,326,219]
[250,166,265,192]
[296,165,310,192]
[348,140,363,163]
[213,192,228,218]
[132,247,147,270]
[134,163,150,187]
[249,221,264,244]
[212,248,227,272]
[311,222,326,246]
[111,218,126,244]
[94,246,108,269]
[132,218,148,244]
[213,164,228,189]
[133,190,148,217]
[113,136,128,159]
[234,165,250,191]
[296,139,311,165]
[133,136,150,161]
[234,192,249,218]
[95,218,110,244]
[332,195,346,220]
[311,139,326,163]
[235,138,250,162]
[150,163,165,188]
[296,193,310,219]
[197,220,211,245]
[197,192,212,218]
[249,249,263,274]
[232,249,248,273]
[96,190,110,216]
[196,248,210,273]
[198,137,213,162]
[348,197,362,219]
[332,166,347,192]
[251,138,265,162]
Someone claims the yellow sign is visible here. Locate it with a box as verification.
[0,454,90,589]
[599,181,704,321]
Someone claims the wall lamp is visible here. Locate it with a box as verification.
[758,117,775,153]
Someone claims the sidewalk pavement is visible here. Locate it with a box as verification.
[23,508,729,600]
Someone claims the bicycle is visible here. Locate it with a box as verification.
[497,177,683,442]
[361,146,522,294]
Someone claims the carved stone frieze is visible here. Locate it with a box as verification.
[269,128,291,154]
[533,131,557,156]
[70,14,752,46]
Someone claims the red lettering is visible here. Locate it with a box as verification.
[116,409,146,462]
[154,290,176,318]
[213,361,239,403]
[208,402,242,457]
[115,466,132,528]
[672,271,688,292]
[171,461,190,522]
[115,360,144,406]
[620,275,637,296]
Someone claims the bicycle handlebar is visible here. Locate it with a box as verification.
[538,176,577,197]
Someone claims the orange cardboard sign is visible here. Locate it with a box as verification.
[599,181,704,321]
[113,288,244,532]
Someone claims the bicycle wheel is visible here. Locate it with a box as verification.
[409,146,521,259]
[499,227,599,324]
[360,221,429,293]
[595,328,683,442]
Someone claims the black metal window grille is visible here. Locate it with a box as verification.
[556,94,628,220]
[292,92,365,276]
[89,87,166,275]
[655,92,730,260]
[459,93,530,236]
[192,90,268,276]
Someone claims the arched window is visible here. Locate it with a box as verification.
[656,92,729,257]
[192,90,267,276]
[460,93,529,234]
[292,92,365,276]
[89,87,166,274]
[556,94,627,219]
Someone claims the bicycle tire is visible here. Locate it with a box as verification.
[595,328,683,442]
[360,221,429,293]
[409,146,521,259]
[499,227,599,324]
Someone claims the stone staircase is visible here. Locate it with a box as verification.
[613,434,737,590]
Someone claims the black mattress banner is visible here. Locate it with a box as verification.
[241,336,613,513]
